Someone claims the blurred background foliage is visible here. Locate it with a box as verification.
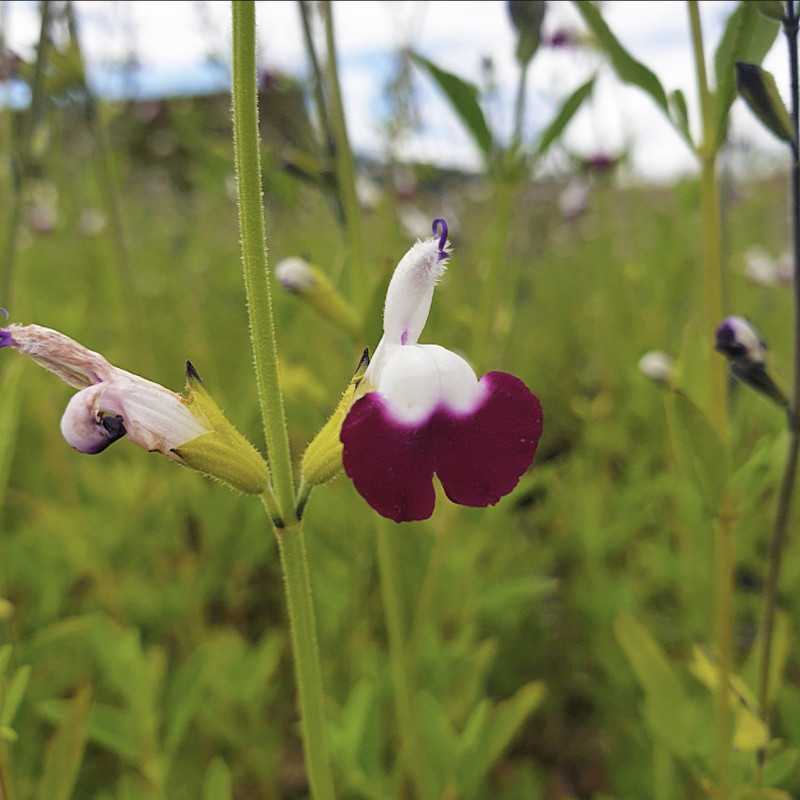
[1,1,800,798]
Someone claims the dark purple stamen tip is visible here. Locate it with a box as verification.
[432,217,448,261]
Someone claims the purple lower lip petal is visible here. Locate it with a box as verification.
[340,370,542,523]
[0,329,15,348]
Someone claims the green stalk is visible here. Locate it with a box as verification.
[64,1,140,331]
[320,0,365,308]
[511,60,530,149]
[233,5,334,798]
[688,3,732,796]
[272,508,336,800]
[1,0,51,307]
[376,524,434,800]
[757,0,800,772]
[232,0,296,523]
[297,0,345,225]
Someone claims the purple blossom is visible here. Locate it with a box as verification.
[339,219,542,523]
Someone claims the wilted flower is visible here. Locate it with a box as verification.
[715,316,786,408]
[638,351,675,384]
[1,323,270,493]
[340,219,543,523]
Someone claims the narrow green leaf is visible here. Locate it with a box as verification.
[713,1,780,148]
[1,665,31,726]
[669,89,692,147]
[574,1,668,113]
[737,62,794,144]
[665,390,729,510]
[482,682,545,773]
[38,700,142,765]
[0,360,24,515]
[203,758,233,800]
[535,77,595,159]
[0,646,12,679]
[37,685,92,800]
[409,52,494,159]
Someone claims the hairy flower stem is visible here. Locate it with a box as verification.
[376,524,434,800]
[757,0,800,768]
[321,0,365,309]
[511,60,530,149]
[233,5,334,798]
[687,3,732,795]
[1,0,51,307]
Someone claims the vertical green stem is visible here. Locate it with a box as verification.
[1,0,51,307]
[274,513,337,800]
[511,61,530,149]
[687,3,732,796]
[757,0,800,771]
[321,0,365,308]
[234,5,334,798]
[232,0,296,523]
[297,0,345,224]
[64,1,141,331]
[376,524,434,800]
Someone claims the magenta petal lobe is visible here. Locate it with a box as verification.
[436,371,542,507]
[341,393,436,523]
[341,371,542,522]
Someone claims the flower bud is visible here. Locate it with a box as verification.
[638,351,675,385]
[275,257,361,338]
[508,0,546,65]
[301,349,370,488]
[715,317,787,408]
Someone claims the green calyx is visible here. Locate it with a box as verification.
[301,349,370,488]
[172,361,270,494]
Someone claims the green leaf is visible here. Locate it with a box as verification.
[614,614,697,759]
[37,686,92,800]
[665,390,729,510]
[164,649,209,761]
[0,360,24,516]
[669,89,692,146]
[763,747,800,787]
[756,0,785,21]
[534,77,595,159]
[736,62,794,144]
[573,1,668,113]
[409,52,494,160]
[1,665,31,726]
[0,725,17,742]
[38,700,142,765]
[713,1,780,148]
[203,758,233,800]
[0,646,12,680]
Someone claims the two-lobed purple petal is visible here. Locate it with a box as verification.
[341,371,542,523]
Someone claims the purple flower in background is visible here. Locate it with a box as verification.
[544,29,578,48]
[340,219,543,523]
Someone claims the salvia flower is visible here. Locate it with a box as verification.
[715,316,787,408]
[1,323,270,493]
[340,219,543,523]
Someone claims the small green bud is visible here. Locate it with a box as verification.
[172,362,270,494]
[736,62,794,144]
[301,350,370,487]
[276,258,362,339]
[508,0,546,65]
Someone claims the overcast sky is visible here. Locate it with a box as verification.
[2,1,793,181]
